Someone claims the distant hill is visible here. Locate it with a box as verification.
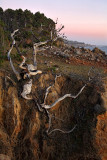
[64,39,107,55]
[64,39,95,48]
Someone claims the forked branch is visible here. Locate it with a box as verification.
[42,80,86,109]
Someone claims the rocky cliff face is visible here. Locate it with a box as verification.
[0,70,107,160]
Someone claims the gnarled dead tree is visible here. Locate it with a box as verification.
[49,19,65,48]
[33,68,95,135]
[8,25,94,135]
[42,83,86,109]
[39,75,86,134]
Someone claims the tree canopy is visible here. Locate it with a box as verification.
[0,7,55,61]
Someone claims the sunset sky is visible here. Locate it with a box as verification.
[0,0,107,45]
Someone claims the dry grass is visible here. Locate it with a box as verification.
[0,52,106,81]
[37,54,106,80]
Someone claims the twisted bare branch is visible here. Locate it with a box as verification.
[43,75,61,104]
[19,55,42,78]
[7,29,21,80]
[19,56,27,70]
[34,40,49,47]
[42,83,86,109]
[45,111,77,135]
[48,124,77,135]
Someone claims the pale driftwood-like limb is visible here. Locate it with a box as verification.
[51,21,64,43]
[45,109,77,135]
[43,75,61,104]
[11,29,19,39]
[42,83,86,109]
[33,98,44,112]
[19,56,27,70]
[28,70,42,76]
[43,86,51,104]
[8,29,19,60]
[33,74,79,135]
[19,55,36,71]
[8,29,21,80]
[21,79,32,100]
[8,43,20,80]
[33,45,38,68]
[48,124,77,135]
[33,40,49,68]
[32,22,64,66]
[9,58,21,80]
[7,44,14,60]
[27,64,37,72]
[8,29,19,59]
[46,110,52,134]
[11,29,21,54]
[19,55,42,78]
[34,40,49,47]
[8,43,21,81]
